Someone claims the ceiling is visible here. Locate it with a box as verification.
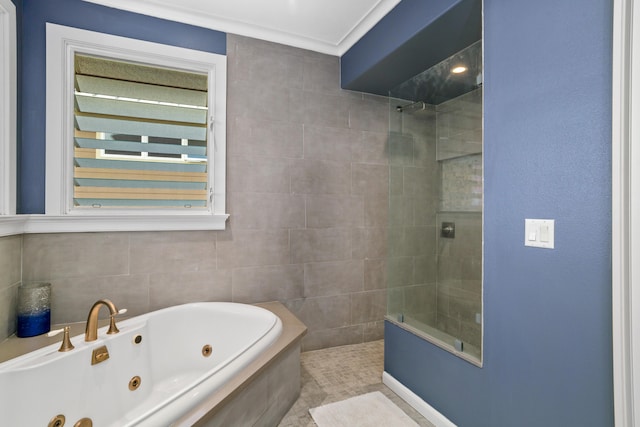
[82,0,401,56]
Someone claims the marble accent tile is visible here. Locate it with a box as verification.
[227,155,291,194]
[23,233,129,281]
[0,235,21,290]
[290,159,351,195]
[129,231,216,275]
[232,264,304,303]
[290,228,351,264]
[217,229,290,269]
[305,194,364,228]
[230,192,305,229]
[149,269,232,310]
[50,274,150,324]
[303,260,363,298]
[303,125,357,162]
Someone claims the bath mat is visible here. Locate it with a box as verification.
[309,391,419,427]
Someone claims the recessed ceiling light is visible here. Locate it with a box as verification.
[451,66,467,74]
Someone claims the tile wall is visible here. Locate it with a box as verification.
[0,235,21,341]
[2,34,391,350]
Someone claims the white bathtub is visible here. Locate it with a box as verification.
[0,302,283,426]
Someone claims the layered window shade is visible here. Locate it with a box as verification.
[73,54,209,209]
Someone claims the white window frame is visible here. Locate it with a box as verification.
[0,0,22,238]
[40,23,228,233]
[0,0,16,215]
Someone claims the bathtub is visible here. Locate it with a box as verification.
[0,302,287,426]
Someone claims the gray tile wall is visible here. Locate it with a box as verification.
[0,235,21,341]
[7,34,390,351]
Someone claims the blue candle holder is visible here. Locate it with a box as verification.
[16,282,51,338]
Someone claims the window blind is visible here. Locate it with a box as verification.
[73,54,209,209]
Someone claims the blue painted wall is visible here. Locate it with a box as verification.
[373,0,614,425]
[18,0,226,213]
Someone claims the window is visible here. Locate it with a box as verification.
[45,24,227,232]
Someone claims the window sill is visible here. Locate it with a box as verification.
[0,213,228,236]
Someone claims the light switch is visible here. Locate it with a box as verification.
[525,219,555,249]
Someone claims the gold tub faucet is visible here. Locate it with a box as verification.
[84,299,120,342]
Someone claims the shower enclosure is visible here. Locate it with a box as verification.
[386,41,483,364]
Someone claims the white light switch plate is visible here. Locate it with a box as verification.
[524,219,555,249]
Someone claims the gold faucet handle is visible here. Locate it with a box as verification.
[58,326,75,352]
[106,308,127,335]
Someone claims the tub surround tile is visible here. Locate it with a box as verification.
[232,264,304,303]
[216,229,291,269]
[0,284,18,342]
[50,274,150,324]
[300,325,364,352]
[23,233,129,281]
[286,294,351,331]
[0,235,21,291]
[149,269,232,310]
[129,231,217,275]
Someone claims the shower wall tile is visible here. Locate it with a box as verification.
[348,95,389,133]
[230,192,305,230]
[303,55,341,95]
[351,227,387,260]
[351,290,386,324]
[290,159,351,195]
[290,228,351,264]
[23,233,129,281]
[352,131,389,165]
[352,164,389,197]
[303,260,363,298]
[230,116,303,159]
[305,194,364,229]
[364,258,387,291]
[303,125,357,162]
[302,324,364,352]
[285,294,351,331]
[302,91,350,129]
[217,229,290,269]
[227,155,291,194]
[231,264,303,303]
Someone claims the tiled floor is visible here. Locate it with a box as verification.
[278,340,435,427]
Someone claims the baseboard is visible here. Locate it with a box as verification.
[382,371,457,427]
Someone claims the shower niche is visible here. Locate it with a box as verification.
[386,41,483,365]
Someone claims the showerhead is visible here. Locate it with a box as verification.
[396,101,428,113]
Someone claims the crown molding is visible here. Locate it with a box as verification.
[81,0,400,56]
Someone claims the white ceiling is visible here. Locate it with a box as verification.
[82,0,401,56]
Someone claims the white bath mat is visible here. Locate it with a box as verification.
[309,391,419,427]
